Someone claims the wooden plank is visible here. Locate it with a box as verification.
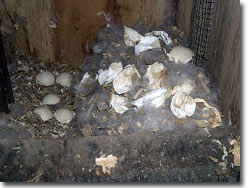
[52,0,111,65]
[207,0,240,126]
[0,126,239,182]
[176,0,193,38]
[1,0,176,65]
[113,0,176,29]
[1,0,54,63]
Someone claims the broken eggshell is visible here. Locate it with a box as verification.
[110,94,129,114]
[124,26,142,47]
[105,62,123,84]
[56,72,72,87]
[170,91,196,118]
[168,46,194,64]
[132,87,168,109]
[144,62,166,90]
[34,107,54,121]
[98,69,108,86]
[135,36,161,56]
[42,94,60,105]
[54,108,75,124]
[36,71,55,86]
[113,64,141,94]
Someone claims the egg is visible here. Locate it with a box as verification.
[34,107,54,121]
[42,94,60,105]
[168,46,194,64]
[54,108,75,124]
[56,72,72,87]
[36,71,55,86]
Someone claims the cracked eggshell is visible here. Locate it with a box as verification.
[34,107,54,121]
[42,94,60,105]
[54,108,75,124]
[36,71,55,86]
[168,46,194,64]
[56,72,72,87]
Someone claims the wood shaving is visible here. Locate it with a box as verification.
[95,155,118,174]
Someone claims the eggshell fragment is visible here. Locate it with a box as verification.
[54,108,75,123]
[42,94,60,105]
[56,72,72,87]
[36,71,55,86]
[34,107,54,121]
[168,46,194,64]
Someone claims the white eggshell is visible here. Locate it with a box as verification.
[56,72,72,87]
[42,94,60,105]
[168,46,194,64]
[54,108,75,124]
[34,107,54,121]
[36,71,55,86]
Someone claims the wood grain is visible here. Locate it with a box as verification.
[1,0,176,65]
[176,0,193,37]
[207,0,240,126]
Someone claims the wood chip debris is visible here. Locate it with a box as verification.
[230,138,240,166]
[209,155,218,163]
[82,124,92,137]
[26,169,44,182]
[212,139,228,161]
[95,155,118,174]
[133,88,144,100]
[136,122,142,128]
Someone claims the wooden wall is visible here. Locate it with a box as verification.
[176,0,193,38]
[207,0,240,127]
[177,0,240,126]
[1,0,176,65]
[113,0,176,28]
[1,0,55,63]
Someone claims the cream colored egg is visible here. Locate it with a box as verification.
[36,71,55,86]
[56,72,72,87]
[54,108,75,124]
[42,94,60,105]
[34,107,54,121]
[168,46,194,64]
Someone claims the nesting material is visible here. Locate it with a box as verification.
[198,72,210,93]
[105,62,123,84]
[8,23,224,139]
[132,87,168,109]
[36,71,55,86]
[169,79,195,97]
[110,94,129,114]
[168,46,194,64]
[42,94,60,105]
[74,71,98,97]
[34,107,54,121]
[54,108,75,124]
[170,91,196,118]
[56,72,72,87]
[144,62,166,90]
[113,65,141,94]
